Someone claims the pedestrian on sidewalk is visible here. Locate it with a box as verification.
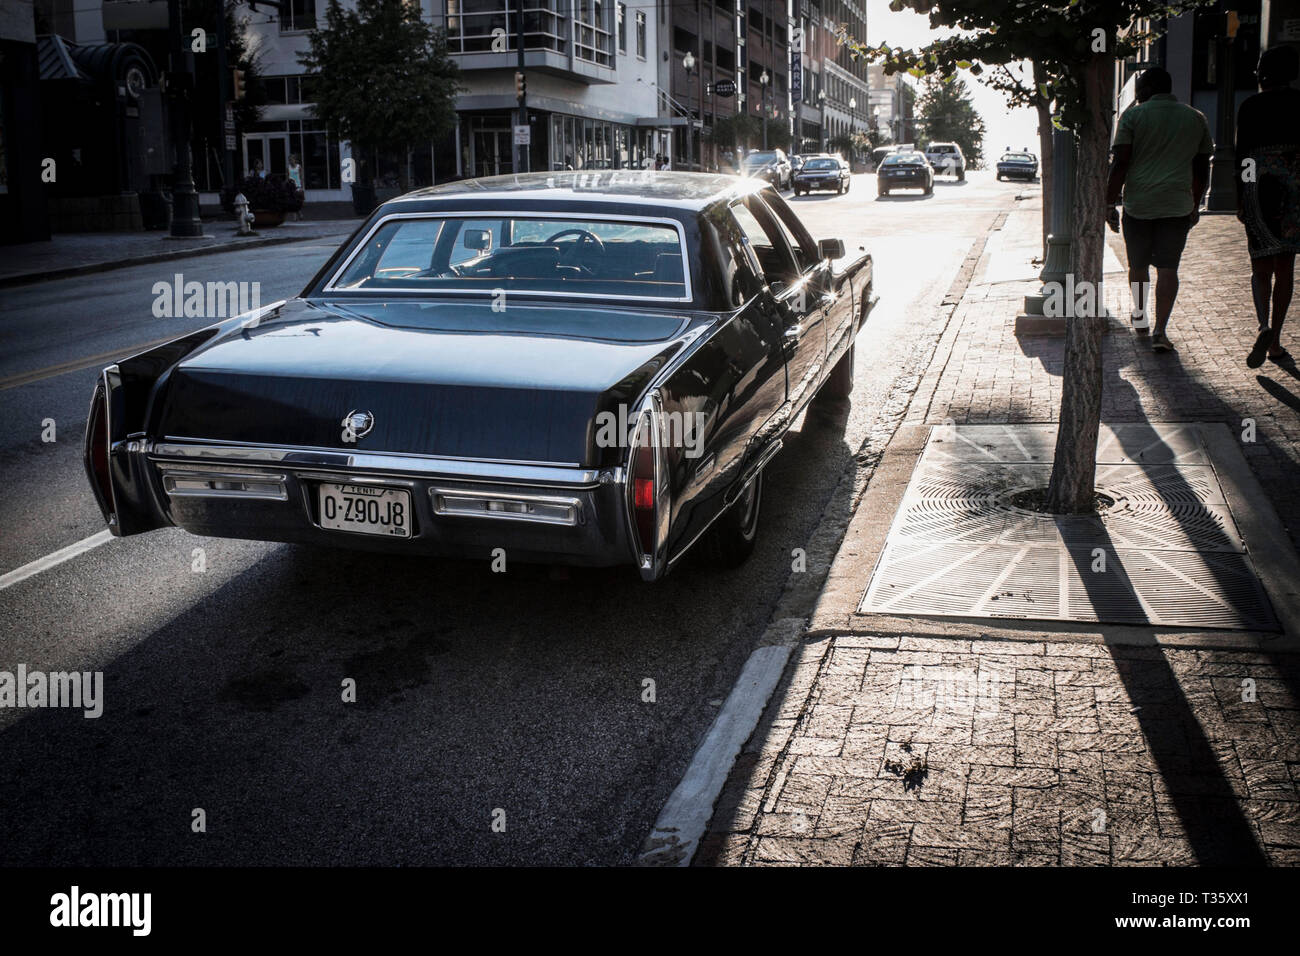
[287,154,306,222]
[1105,67,1214,352]
[1240,46,1300,369]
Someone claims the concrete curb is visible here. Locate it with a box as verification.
[0,227,357,289]
[637,643,793,866]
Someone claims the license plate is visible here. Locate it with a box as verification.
[317,483,411,538]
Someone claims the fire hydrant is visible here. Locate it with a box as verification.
[233,192,255,235]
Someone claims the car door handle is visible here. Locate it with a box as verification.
[783,324,802,340]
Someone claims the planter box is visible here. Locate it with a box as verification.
[253,209,285,228]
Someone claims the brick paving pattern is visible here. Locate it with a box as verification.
[699,636,1300,866]
[698,210,1300,866]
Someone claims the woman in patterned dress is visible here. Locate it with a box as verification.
[1241,46,1300,367]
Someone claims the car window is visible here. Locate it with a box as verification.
[804,159,837,169]
[708,207,765,307]
[883,153,925,166]
[1002,153,1034,162]
[758,190,818,270]
[332,215,689,300]
[729,199,799,285]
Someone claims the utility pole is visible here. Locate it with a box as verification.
[1206,8,1240,211]
[213,0,234,190]
[515,0,529,173]
[167,0,203,236]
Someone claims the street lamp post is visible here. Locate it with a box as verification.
[760,70,770,150]
[166,0,203,237]
[849,96,856,166]
[683,51,696,171]
[817,89,827,152]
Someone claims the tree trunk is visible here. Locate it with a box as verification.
[1044,53,1115,514]
[1032,61,1053,262]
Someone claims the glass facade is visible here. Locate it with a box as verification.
[445,0,613,62]
[548,113,655,171]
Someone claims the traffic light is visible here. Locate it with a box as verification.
[232,68,245,100]
[515,71,526,103]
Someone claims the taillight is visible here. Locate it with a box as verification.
[84,381,115,521]
[631,414,657,556]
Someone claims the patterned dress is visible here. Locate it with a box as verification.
[1237,88,1300,259]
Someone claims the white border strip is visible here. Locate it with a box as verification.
[0,531,114,592]
[637,643,792,866]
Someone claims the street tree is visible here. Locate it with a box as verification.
[916,74,986,167]
[299,0,461,190]
[842,0,1214,513]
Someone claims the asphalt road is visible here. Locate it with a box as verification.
[0,171,1029,865]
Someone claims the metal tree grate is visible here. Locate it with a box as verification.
[860,424,1278,630]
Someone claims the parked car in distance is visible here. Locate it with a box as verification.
[793,155,851,195]
[742,149,792,189]
[996,150,1039,181]
[877,151,934,196]
[83,172,875,581]
[924,141,966,180]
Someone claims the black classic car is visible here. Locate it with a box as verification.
[84,172,874,580]
[996,151,1039,182]
[877,151,934,196]
[792,155,851,196]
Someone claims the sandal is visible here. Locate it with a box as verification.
[1268,348,1293,364]
[1151,333,1174,352]
[1248,327,1273,369]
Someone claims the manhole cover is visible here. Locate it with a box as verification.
[860,424,1278,630]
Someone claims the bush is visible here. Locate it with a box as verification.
[222,175,302,214]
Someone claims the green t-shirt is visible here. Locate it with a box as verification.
[1113,94,1214,219]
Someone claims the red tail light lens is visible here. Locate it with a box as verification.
[630,416,657,555]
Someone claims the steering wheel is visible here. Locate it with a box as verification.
[545,228,606,274]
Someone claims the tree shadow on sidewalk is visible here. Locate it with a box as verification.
[1016,327,1298,864]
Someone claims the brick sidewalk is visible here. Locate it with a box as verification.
[697,207,1300,867]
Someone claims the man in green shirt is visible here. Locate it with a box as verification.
[1106,68,1214,351]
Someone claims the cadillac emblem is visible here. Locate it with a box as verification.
[342,409,375,441]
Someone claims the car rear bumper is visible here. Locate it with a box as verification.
[132,440,638,567]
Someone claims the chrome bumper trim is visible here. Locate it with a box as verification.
[148,441,616,489]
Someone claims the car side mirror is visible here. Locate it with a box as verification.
[464,229,492,252]
[818,238,845,261]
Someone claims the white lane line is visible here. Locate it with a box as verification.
[0,530,115,592]
[638,641,793,866]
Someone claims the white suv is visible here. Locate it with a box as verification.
[924,142,966,181]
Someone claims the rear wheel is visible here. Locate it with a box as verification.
[698,471,763,568]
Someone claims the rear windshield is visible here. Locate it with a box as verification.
[883,153,925,166]
[330,216,689,300]
[928,144,957,152]
[1002,153,1035,162]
